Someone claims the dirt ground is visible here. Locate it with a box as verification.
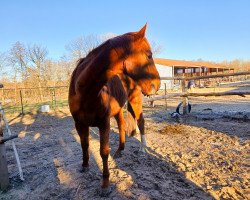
[0,86,249,200]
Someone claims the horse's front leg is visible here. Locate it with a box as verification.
[137,113,147,153]
[99,119,112,196]
[114,109,125,158]
[128,98,147,153]
[75,122,90,172]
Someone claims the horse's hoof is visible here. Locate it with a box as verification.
[139,146,148,154]
[100,186,112,197]
[128,130,137,137]
[79,166,89,173]
[113,150,122,158]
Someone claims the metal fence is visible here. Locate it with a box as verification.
[1,86,68,114]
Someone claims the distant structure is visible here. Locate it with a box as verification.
[154,58,234,89]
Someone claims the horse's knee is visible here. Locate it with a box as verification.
[100,147,110,159]
[81,139,89,149]
[119,143,125,151]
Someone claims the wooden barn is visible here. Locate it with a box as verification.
[154,58,234,89]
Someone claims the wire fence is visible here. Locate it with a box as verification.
[1,72,249,114]
[1,86,68,114]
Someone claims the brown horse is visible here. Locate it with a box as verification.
[69,24,160,195]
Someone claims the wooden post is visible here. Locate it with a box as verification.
[172,66,175,82]
[54,87,57,108]
[1,88,3,103]
[1,108,24,181]
[199,67,201,87]
[0,143,9,191]
[0,111,9,191]
[164,83,167,109]
[181,79,188,115]
[20,90,24,115]
[150,95,155,107]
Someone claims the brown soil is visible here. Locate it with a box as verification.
[1,88,249,200]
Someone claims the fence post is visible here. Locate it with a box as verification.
[54,87,57,108]
[164,83,167,109]
[20,90,24,115]
[0,110,9,190]
[1,88,3,103]
[149,96,155,107]
[181,79,188,115]
[51,87,57,109]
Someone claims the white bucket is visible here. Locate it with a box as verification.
[40,105,50,113]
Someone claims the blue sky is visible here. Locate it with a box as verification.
[0,0,250,62]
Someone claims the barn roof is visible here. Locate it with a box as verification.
[154,58,232,69]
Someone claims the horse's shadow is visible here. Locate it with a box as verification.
[90,129,213,199]
[3,111,214,199]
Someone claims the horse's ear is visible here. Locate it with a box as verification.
[136,23,147,39]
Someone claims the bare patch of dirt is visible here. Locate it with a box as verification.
[1,88,249,199]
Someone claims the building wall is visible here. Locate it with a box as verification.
[156,64,173,89]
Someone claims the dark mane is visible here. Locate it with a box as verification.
[109,33,134,56]
[84,39,111,60]
[75,32,135,70]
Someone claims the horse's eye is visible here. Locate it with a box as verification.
[147,53,152,59]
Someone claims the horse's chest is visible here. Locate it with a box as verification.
[78,98,110,125]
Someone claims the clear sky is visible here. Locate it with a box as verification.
[1,0,250,62]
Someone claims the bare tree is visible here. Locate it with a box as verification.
[150,40,164,57]
[0,52,7,73]
[65,34,101,61]
[28,44,48,82]
[100,32,117,42]
[8,41,29,84]
[27,44,48,100]
[0,52,9,83]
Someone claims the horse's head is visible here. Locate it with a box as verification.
[110,24,161,96]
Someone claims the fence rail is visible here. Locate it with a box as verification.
[1,86,68,114]
[0,71,249,114]
[160,71,250,80]
[147,71,250,114]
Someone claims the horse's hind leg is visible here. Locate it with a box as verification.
[114,109,125,158]
[99,119,112,196]
[75,123,90,172]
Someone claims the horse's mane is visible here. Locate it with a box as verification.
[88,33,135,62]
[74,32,136,70]
[70,32,137,96]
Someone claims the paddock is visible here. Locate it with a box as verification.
[0,80,249,199]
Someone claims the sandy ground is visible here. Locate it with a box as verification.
[0,86,249,200]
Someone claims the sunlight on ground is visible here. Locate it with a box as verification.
[58,137,74,155]
[21,114,35,125]
[90,128,135,192]
[159,124,249,199]
[53,158,73,185]
[70,127,135,192]
[18,130,27,138]
[33,132,41,141]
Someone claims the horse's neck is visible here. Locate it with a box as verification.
[76,50,122,97]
